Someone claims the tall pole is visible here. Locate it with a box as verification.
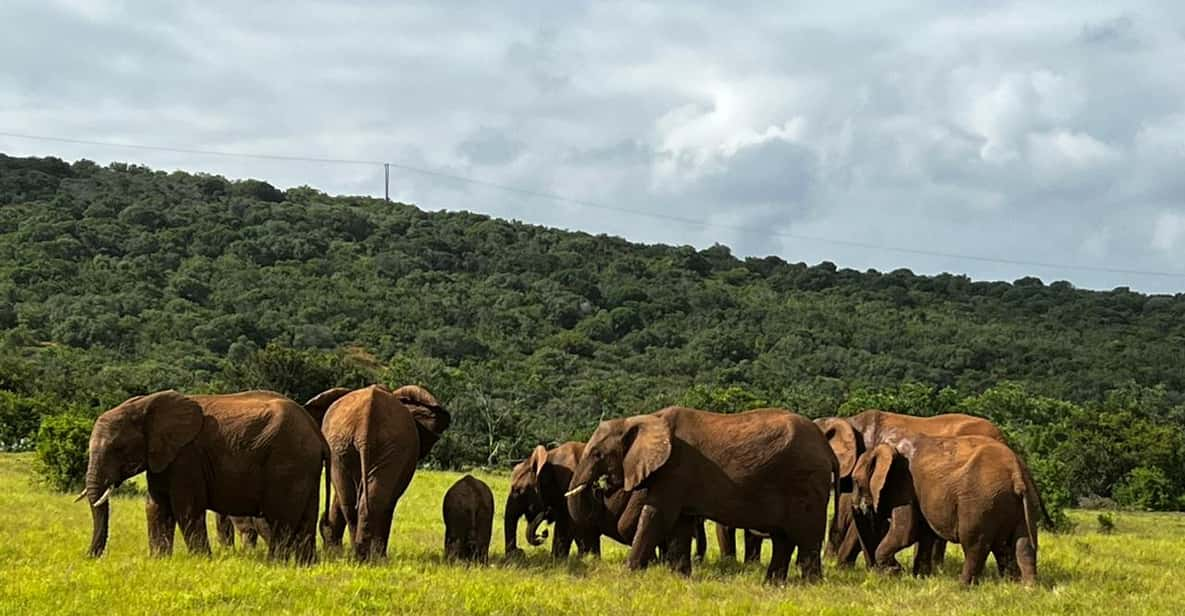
[384,163,390,202]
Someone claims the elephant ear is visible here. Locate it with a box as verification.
[623,415,672,491]
[528,445,549,478]
[303,387,353,426]
[819,418,860,478]
[144,390,204,473]
[868,444,899,512]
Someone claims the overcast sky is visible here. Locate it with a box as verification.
[3,2,1185,292]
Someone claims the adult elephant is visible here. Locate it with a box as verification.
[566,407,838,582]
[214,386,352,551]
[851,437,1040,585]
[79,390,328,563]
[316,384,450,561]
[507,442,708,561]
[815,410,1005,567]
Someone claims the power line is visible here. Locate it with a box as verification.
[2,129,1183,279]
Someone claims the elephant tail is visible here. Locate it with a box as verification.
[1015,470,1039,551]
[321,440,332,526]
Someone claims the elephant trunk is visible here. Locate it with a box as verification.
[85,471,110,558]
[526,511,548,546]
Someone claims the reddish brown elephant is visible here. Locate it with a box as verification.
[566,407,838,582]
[851,436,1040,585]
[80,390,328,563]
[816,410,1005,567]
[317,384,451,561]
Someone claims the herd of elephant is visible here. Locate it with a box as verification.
[77,383,1042,586]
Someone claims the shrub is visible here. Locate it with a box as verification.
[1097,513,1116,534]
[0,391,57,452]
[33,414,94,492]
[1114,466,1175,511]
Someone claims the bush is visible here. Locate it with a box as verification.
[1114,466,1175,511]
[0,391,57,452]
[1097,512,1116,534]
[33,414,93,492]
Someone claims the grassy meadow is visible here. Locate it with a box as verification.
[1,453,1183,615]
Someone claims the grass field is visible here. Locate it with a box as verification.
[2,453,1183,615]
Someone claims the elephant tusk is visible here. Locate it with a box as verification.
[93,486,114,507]
[73,489,88,503]
[564,484,587,498]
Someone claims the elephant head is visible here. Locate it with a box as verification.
[565,414,671,525]
[391,385,450,459]
[505,445,554,553]
[849,443,907,559]
[303,387,352,427]
[81,390,204,557]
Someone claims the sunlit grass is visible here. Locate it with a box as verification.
[2,453,1183,614]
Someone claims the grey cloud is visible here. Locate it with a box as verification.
[456,127,525,166]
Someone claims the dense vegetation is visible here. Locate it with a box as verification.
[2,154,1184,513]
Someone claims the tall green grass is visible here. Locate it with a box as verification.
[2,453,1182,615]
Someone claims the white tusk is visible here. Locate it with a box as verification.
[564,484,587,498]
[73,489,88,503]
[93,486,114,507]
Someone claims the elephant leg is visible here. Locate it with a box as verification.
[993,542,1019,580]
[716,523,737,563]
[836,523,861,568]
[215,514,235,548]
[959,542,990,585]
[912,528,937,577]
[576,527,601,559]
[628,504,674,571]
[145,492,176,557]
[743,531,763,564]
[786,523,823,583]
[321,492,348,552]
[242,526,259,549]
[693,519,706,563]
[1014,531,1037,586]
[932,539,947,568]
[765,531,793,584]
[552,519,574,559]
[173,503,210,557]
[666,517,695,577]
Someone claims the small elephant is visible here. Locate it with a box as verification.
[506,442,600,559]
[717,524,766,564]
[317,384,451,561]
[80,390,328,563]
[567,407,838,582]
[851,437,1040,585]
[443,475,494,563]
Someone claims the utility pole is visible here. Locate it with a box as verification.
[384,163,390,202]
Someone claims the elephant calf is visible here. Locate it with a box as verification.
[851,436,1040,585]
[443,475,494,563]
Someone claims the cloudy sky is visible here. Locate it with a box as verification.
[3,1,1185,292]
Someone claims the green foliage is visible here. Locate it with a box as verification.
[33,414,93,492]
[218,343,378,403]
[1097,512,1116,534]
[0,391,57,451]
[1114,467,1176,511]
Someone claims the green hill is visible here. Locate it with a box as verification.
[2,153,1183,511]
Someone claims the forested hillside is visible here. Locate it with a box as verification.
[2,154,1184,513]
